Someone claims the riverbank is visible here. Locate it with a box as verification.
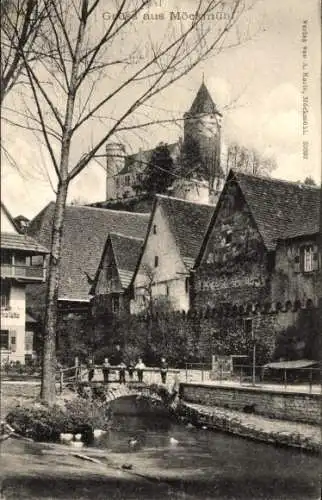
[178,401,321,454]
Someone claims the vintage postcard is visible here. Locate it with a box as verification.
[1,1,321,499]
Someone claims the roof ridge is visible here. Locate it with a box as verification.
[156,193,213,208]
[109,232,144,241]
[233,170,320,191]
[68,205,150,216]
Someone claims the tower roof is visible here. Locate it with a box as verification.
[188,82,221,116]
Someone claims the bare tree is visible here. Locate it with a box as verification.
[7,0,257,403]
[223,141,277,176]
[0,0,49,104]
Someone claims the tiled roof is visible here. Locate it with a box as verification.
[187,82,221,116]
[27,203,150,301]
[157,195,214,269]
[119,142,179,175]
[234,171,320,249]
[110,233,144,288]
[1,232,48,253]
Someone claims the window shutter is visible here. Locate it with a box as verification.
[294,250,301,273]
[313,245,319,271]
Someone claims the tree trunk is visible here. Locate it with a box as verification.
[40,179,69,404]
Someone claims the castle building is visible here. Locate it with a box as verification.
[105,81,225,205]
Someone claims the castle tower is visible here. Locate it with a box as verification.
[105,142,126,200]
[182,81,224,204]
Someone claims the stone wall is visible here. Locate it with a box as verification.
[180,383,321,425]
[194,181,271,309]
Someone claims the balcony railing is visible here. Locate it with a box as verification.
[1,264,44,281]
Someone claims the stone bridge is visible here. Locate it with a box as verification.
[77,381,180,411]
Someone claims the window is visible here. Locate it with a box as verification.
[225,231,232,245]
[10,332,16,352]
[296,245,319,273]
[303,246,314,273]
[153,224,157,234]
[243,319,253,335]
[154,256,159,267]
[185,277,190,294]
[0,282,10,309]
[0,330,9,350]
[111,296,120,313]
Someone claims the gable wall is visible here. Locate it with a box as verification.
[132,203,190,311]
[193,181,270,309]
[95,241,123,295]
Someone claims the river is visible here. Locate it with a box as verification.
[90,408,321,500]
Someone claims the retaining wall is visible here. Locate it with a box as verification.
[179,383,321,425]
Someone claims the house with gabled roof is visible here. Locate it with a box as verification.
[130,194,213,313]
[26,202,150,316]
[1,202,48,363]
[193,170,321,361]
[90,232,144,316]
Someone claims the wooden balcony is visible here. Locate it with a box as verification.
[1,264,44,282]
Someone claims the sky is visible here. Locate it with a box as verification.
[1,0,321,219]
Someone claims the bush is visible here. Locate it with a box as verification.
[6,398,112,443]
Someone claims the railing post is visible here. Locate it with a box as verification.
[284,369,287,390]
[309,368,312,393]
[185,363,188,382]
[201,365,204,382]
[60,369,63,394]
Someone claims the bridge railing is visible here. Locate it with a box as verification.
[56,363,180,392]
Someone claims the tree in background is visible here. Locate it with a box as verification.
[137,142,175,196]
[3,0,257,404]
[303,176,317,186]
[224,141,277,176]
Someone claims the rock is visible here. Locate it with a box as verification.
[169,437,179,445]
[122,463,133,470]
[74,433,82,441]
[186,422,195,429]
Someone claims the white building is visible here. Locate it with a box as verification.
[1,203,48,364]
[130,194,214,313]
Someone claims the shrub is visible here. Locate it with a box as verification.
[6,398,111,443]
